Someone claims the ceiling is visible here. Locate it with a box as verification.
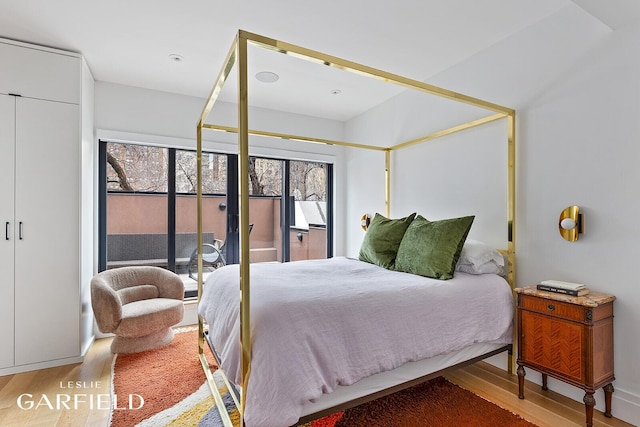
[1,0,639,121]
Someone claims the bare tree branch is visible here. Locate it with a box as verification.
[176,157,196,192]
[106,152,134,191]
[248,157,264,195]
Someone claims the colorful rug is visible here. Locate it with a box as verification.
[297,377,537,427]
[110,327,231,426]
[111,328,536,426]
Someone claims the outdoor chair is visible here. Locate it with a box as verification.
[187,224,253,281]
[188,239,226,281]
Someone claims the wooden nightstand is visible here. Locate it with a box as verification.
[515,286,615,427]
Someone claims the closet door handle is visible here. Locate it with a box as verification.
[5,222,8,240]
[19,221,23,240]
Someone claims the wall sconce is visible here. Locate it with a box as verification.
[361,213,371,231]
[559,205,584,242]
[296,232,303,242]
[218,202,227,211]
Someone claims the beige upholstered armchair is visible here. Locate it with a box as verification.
[91,266,184,353]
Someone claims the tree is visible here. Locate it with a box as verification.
[290,161,326,201]
[175,151,226,194]
[106,152,133,191]
[105,142,326,200]
[106,144,168,192]
[248,157,265,195]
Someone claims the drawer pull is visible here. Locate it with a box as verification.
[547,304,555,311]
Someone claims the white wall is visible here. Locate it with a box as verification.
[95,82,346,147]
[514,22,640,424]
[345,4,640,424]
[94,81,349,255]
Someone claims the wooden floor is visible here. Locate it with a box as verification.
[0,338,113,427]
[445,363,633,427]
[0,337,633,427]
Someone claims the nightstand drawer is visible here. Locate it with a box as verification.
[519,294,584,322]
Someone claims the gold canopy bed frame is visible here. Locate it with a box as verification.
[196,30,516,427]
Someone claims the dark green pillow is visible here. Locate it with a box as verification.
[395,215,474,280]
[358,213,416,269]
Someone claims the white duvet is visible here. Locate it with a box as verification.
[198,257,513,427]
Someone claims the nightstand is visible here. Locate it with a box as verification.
[515,286,615,427]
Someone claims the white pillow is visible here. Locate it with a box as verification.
[455,239,505,275]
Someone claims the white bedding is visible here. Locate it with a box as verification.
[199,257,513,427]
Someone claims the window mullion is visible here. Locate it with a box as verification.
[226,154,239,265]
[168,149,176,271]
[326,163,333,258]
[98,140,107,272]
[282,159,291,262]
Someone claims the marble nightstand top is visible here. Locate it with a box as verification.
[515,285,616,308]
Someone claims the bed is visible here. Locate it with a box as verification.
[200,256,513,426]
[195,30,516,427]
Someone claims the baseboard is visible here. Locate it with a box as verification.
[0,355,85,376]
[540,377,640,425]
[484,355,640,425]
[81,334,95,357]
[609,386,640,425]
[178,300,199,327]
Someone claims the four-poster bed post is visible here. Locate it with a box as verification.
[196,30,516,427]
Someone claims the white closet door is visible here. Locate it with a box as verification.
[0,94,15,369]
[14,97,80,365]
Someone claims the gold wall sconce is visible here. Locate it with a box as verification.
[559,205,584,242]
[361,213,371,231]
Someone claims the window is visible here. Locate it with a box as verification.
[107,144,169,192]
[247,157,283,263]
[99,140,333,298]
[175,150,227,298]
[289,160,328,261]
[104,144,170,273]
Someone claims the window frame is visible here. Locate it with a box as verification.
[98,139,334,297]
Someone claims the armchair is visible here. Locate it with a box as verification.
[91,266,184,353]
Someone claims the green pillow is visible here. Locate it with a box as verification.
[395,215,474,280]
[359,213,416,269]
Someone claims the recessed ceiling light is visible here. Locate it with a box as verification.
[255,71,279,83]
[169,54,184,63]
[330,89,342,95]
